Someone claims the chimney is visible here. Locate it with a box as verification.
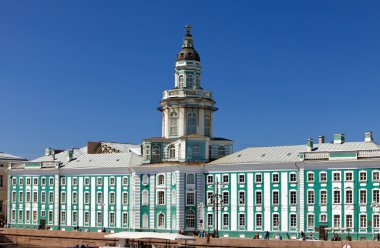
[334,133,345,144]
[45,148,52,156]
[307,138,314,152]
[318,135,325,144]
[66,149,74,162]
[365,131,373,142]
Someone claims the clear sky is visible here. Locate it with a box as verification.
[1,1,380,159]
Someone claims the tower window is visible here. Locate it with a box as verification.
[186,112,197,134]
[204,112,211,136]
[192,144,200,159]
[179,75,184,88]
[218,146,225,157]
[152,145,161,161]
[186,74,194,88]
[169,111,178,136]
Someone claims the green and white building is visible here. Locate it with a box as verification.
[7,26,380,240]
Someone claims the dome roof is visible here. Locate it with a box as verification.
[176,25,201,62]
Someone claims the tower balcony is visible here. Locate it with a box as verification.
[162,89,213,100]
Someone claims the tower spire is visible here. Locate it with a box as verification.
[185,24,192,35]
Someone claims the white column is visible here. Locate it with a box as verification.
[91,177,96,227]
[299,168,305,232]
[54,175,59,226]
[78,177,84,227]
[231,174,237,231]
[116,177,122,228]
[150,175,155,229]
[281,172,288,231]
[247,173,254,231]
[67,177,72,226]
[264,173,271,231]
[104,177,109,227]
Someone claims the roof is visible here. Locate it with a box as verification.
[0,152,26,161]
[209,141,380,165]
[105,231,195,241]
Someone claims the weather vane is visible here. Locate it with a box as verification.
[185,24,192,34]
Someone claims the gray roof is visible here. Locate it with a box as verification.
[209,141,380,165]
[32,147,86,164]
[0,152,26,161]
[63,152,142,169]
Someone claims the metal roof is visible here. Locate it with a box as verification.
[209,141,380,165]
[0,152,26,161]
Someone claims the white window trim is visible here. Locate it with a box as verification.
[238,174,245,184]
[255,173,262,184]
[307,189,315,205]
[333,171,341,182]
[319,171,327,183]
[360,171,367,182]
[272,190,279,206]
[272,213,280,227]
[289,172,297,183]
[307,213,315,228]
[307,172,314,183]
[373,170,380,182]
[320,213,328,222]
[222,174,229,184]
[272,173,279,183]
[344,171,354,181]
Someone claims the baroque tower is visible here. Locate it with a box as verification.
[143,25,232,164]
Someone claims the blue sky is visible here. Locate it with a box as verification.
[1,1,380,159]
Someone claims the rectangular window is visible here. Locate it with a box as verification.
[273,214,279,227]
[272,191,279,205]
[123,177,128,186]
[26,178,31,185]
[158,191,165,205]
[239,214,245,227]
[26,210,30,222]
[207,192,213,205]
[110,192,115,204]
[360,171,367,181]
[207,175,213,184]
[49,192,54,204]
[84,192,89,204]
[239,174,245,183]
[308,191,314,204]
[334,191,341,204]
[222,175,229,183]
[110,177,115,186]
[320,190,327,205]
[12,192,16,202]
[186,192,195,205]
[373,190,380,203]
[290,191,297,205]
[123,213,128,225]
[360,215,367,228]
[207,214,213,226]
[223,192,229,205]
[72,212,77,223]
[223,214,229,226]
[72,192,77,204]
[346,190,353,204]
[272,173,279,183]
[61,177,66,185]
[256,214,262,227]
[333,172,341,181]
[41,210,45,217]
[61,192,66,204]
[61,211,66,222]
[48,211,53,224]
[11,210,16,221]
[18,210,23,221]
[255,174,262,183]
[97,212,102,225]
[33,178,38,185]
[26,192,31,203]
[256,191,262,205]
[290,173,297,182]
[84,177,90,186]
[239,191,245,205]
[320,172,327,182]
[49,177,54,186]
[97,192,102,204]
[123,192,128,205]
[345,215,352,228]
[41,177,45,186]
[110,212,115,225]
[334,215,340,228]
[345,172,353,181]
[374,214,380,228]
[72,177,78,186]
[320,213,327,222]
[33,192,38,202]
[308,214,314,227]
[19,178,24,186]
[84,212,89,224]
[19,192,23,203]
[97,177,102,186]
[307,172,314,182]
[290,214,297,227]
[360,190,367,204]
[374,171,380,181]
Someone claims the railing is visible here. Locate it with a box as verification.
[304,152,329,160]
[358,150,380,158]
[163,89,213,99]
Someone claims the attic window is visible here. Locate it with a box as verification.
[116,159,120,161]
[287,153,292,156]
[261,154,266,157]
[237,154,241,157]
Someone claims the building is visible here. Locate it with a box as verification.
[7,26,380,240]
[0,152,27,225]
[7,25,232,233]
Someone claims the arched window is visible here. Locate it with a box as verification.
[142,174,149,185]
[142,214,149,228]
[158,213,165,228]
[218,146,226,157]
[185,209,195,228]
[195,75,200,88]
[187,112,197,134]
[187,174,195,184]
[157,174,165,185]
[168,144,176,159]
[142,190,149,206]
[172,190,176,205]
[169,112,178,136]
[192,144,200,158]
[204,112,211,136]
[186,74,194,88]
[145,145,151,160]
[179,75,184,88]
[152,145,160,161]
